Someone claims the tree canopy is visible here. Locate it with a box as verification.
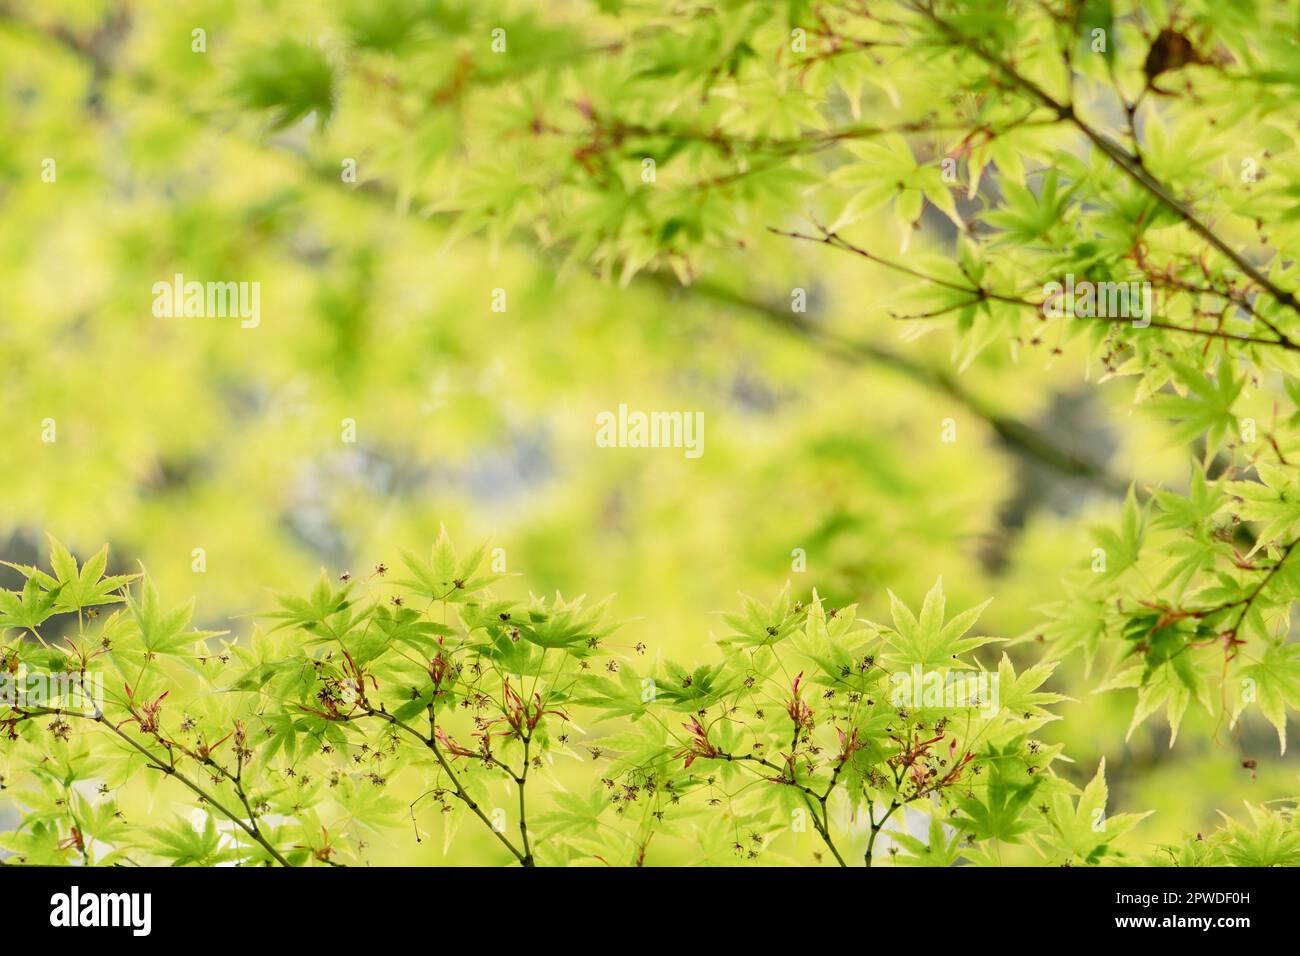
[1,0,1299,866]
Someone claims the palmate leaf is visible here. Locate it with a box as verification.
[341,0,445,52]
[395,527,503,603]
[148,815,234,867]
[951,742,1043,843]
[585,716,677,776]
[796,593,876,683]
[264,570,356,635]
[251,711,320,766]
[72,792,132,849]
[1099,641,1216,747]
[983,168,1078,245]
[332,776,405,831]
[719,583,801,649]
[995,654,1067,720]
[890,812,965,867]
[0,576,64,633]
[1144,361,1243,457]
[830,135,937,235]
[574,666,654,721]
[126,578,225,659]
[231,39,335,130]
[879,578,996,669]
[535,788,609,842]
[367,603,455,656]
[1039,760,1150,865]
[1152,463,1229,534]
[2,537,138,614]
[469,624,550,676]
[47,537,135,610]
[1088,486,1145,582]
[1226,462,1300,555]
[653,660,735,709]
[1233,641,1300,754]
[1217,803,1300,867]
[226,631,318,702]
[0,819,72,865]
[1037,588,1110,675]
[1150,466,1232,595]
[514,593,617,651]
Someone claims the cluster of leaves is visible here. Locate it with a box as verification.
[1039,460,1300,752]
[266,0,1300,371]
[0,533,576,866]
[0,534,1189,867]
[1154,801,1300,867]
[166,0,1300,764]
[579,580,1156,867]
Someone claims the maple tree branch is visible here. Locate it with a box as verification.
[906,0,1300,333]
[12,705,293,866]
[362,705,533,866]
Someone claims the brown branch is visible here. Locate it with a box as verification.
[773,226,1300,353]
[715,752,847,867]
[906,0,1300,336]
[645,269,1126,490]
[13,705,293,866]
[362,706,533,866]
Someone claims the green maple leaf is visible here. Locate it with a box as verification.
[983,168,1078,245]
[996,654,1067,720]
[127,579,224,659]
[333,776,403,829]
[514,593,617,651]
[1218,804,1300,866]
[74,793,132,850]
[1099,634,1215,746]
[1145,362,1243,456]
[1040,760,1150,864]
[880,578,996,669]
[585,719,676,776]
[0,575,65,634]
[1038,589,1110,675]
[1152,466,1231,595]
[149,815,233,866]
[231,40,335,131]
[1088,486,1145,582]
[574,666,654,721]
[535,788,608,841]
[4,538,137,614]
[952,744,1042,843]
[44,537,138,611]
[797,594,876,681]
[1152,464,1228,533]
[1227,462,1300,555]
[264,570,355,635]
[654,660,734,709]
[0,819,71,865]
[719,583,801,649]
[395,528,503,603]
[1234,641,1300,753]
[890,812,965,867]
[368,603,455,656]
